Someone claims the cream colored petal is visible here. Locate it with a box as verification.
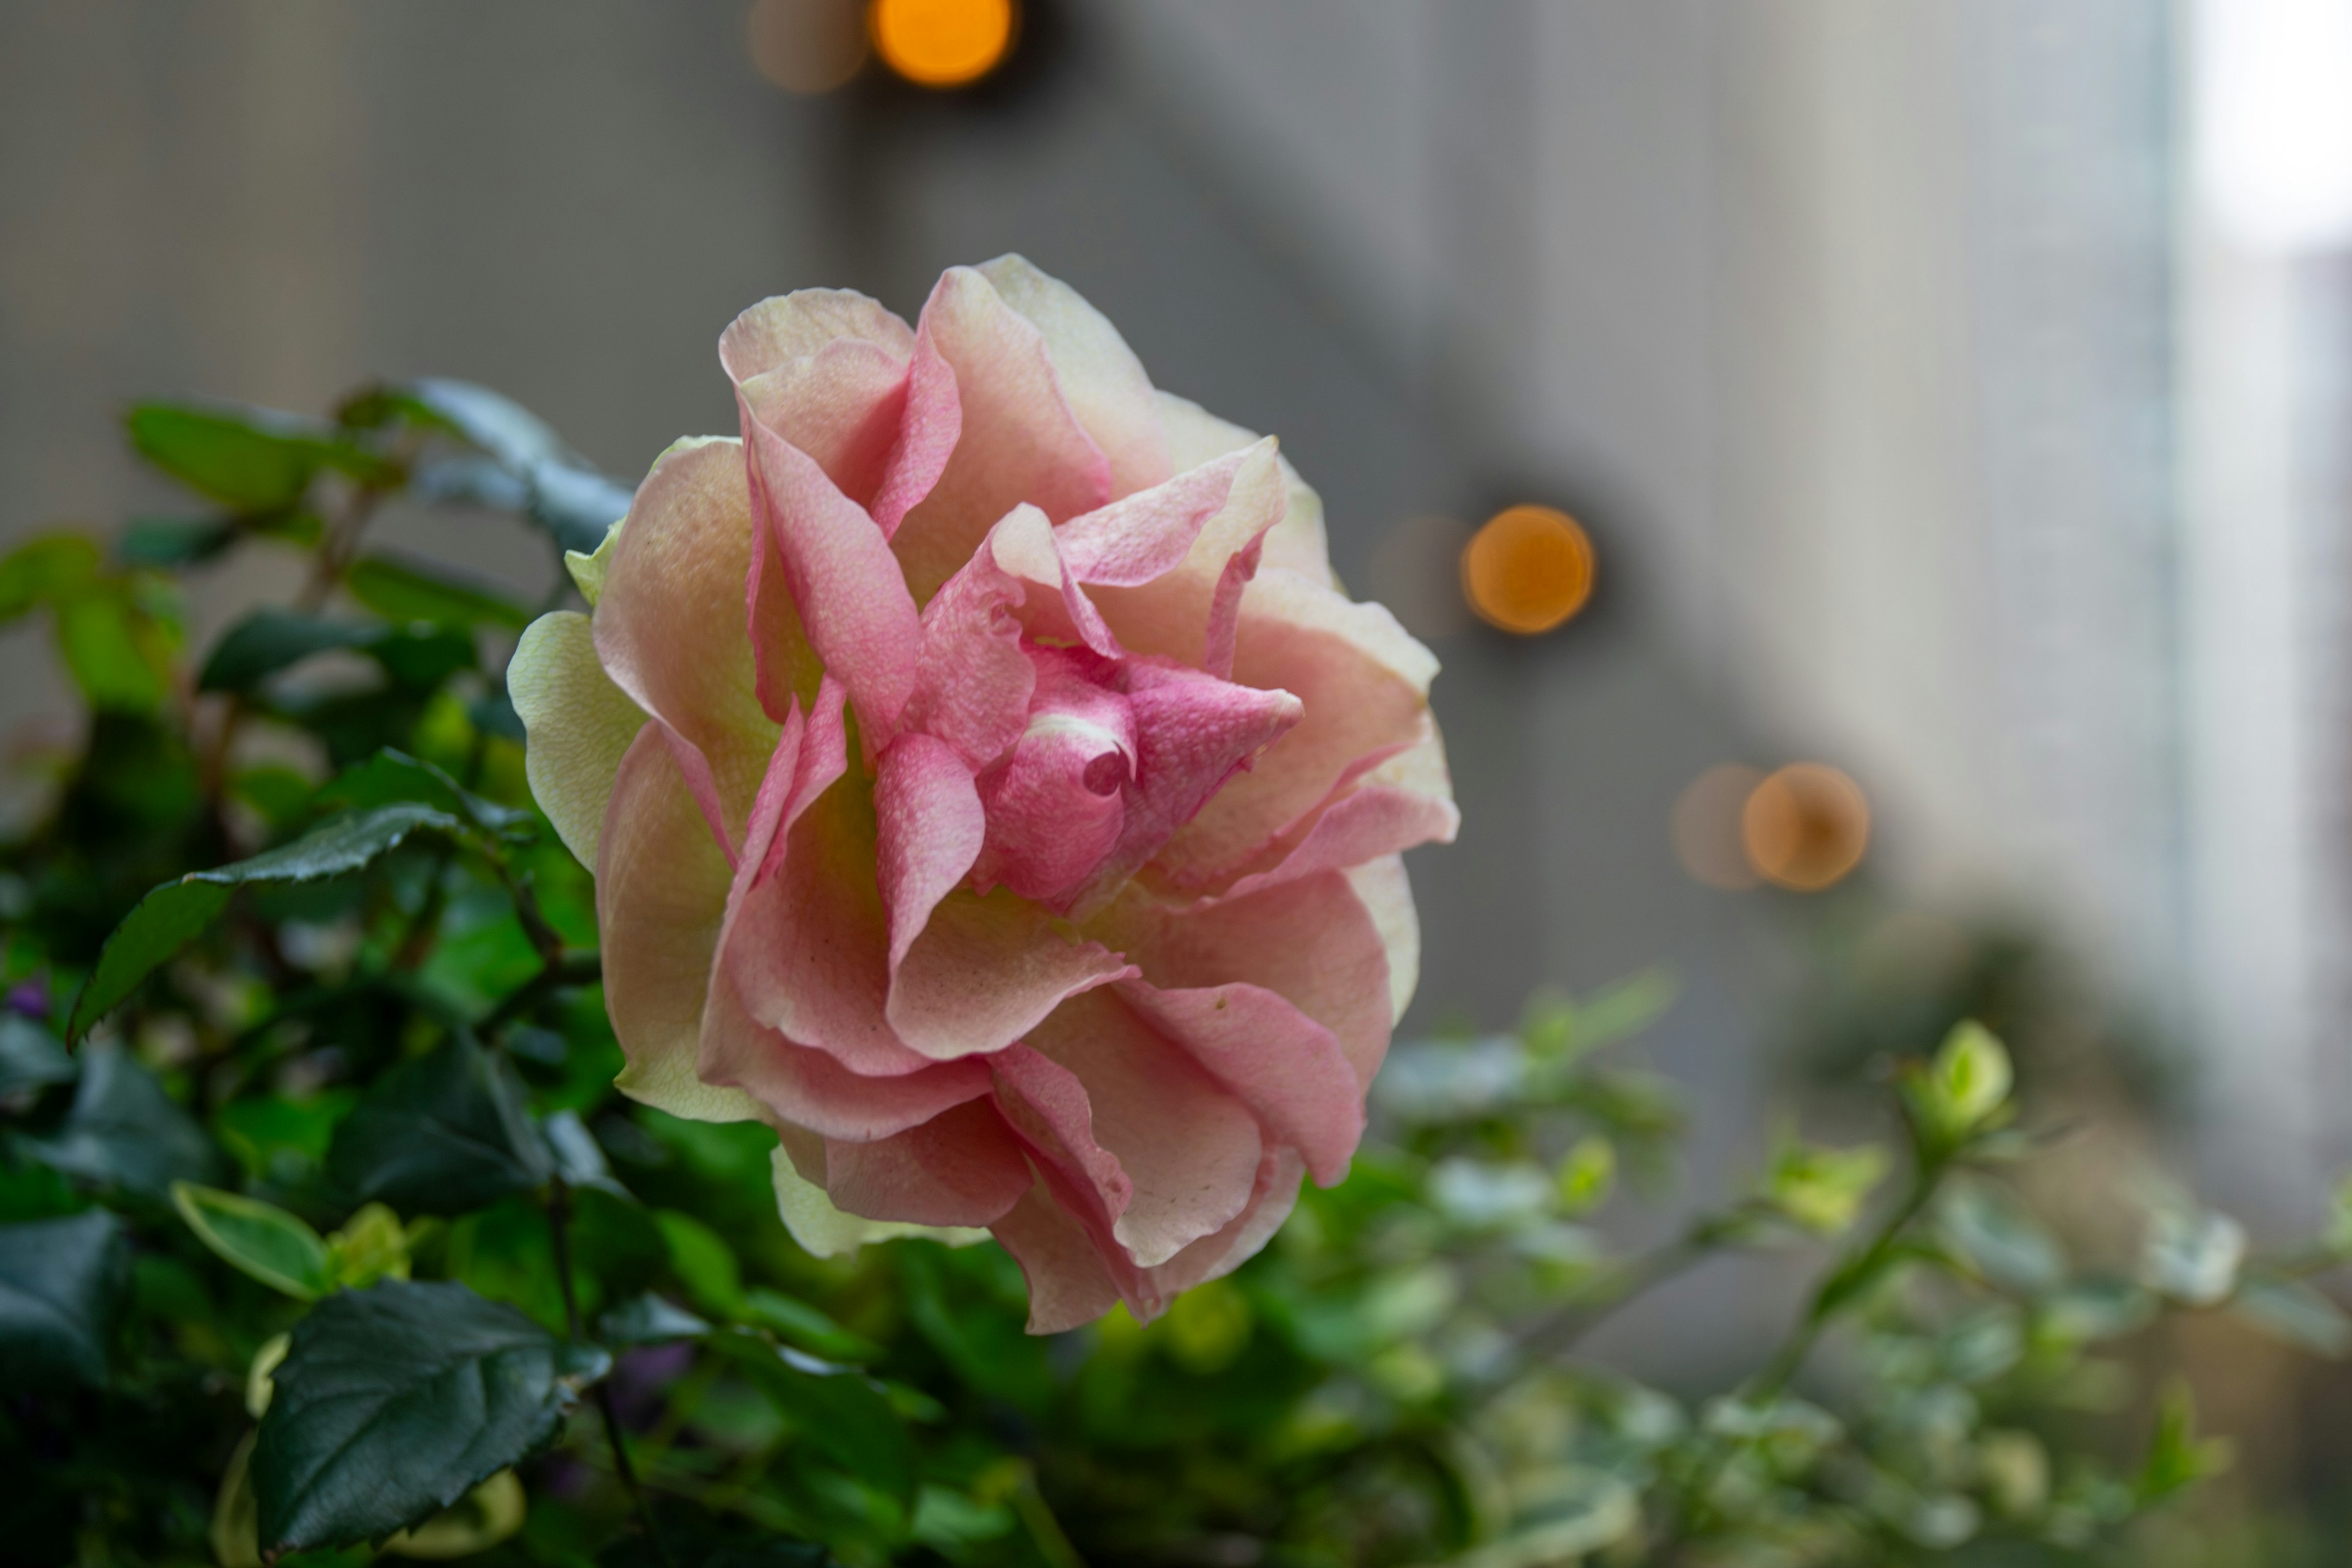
[564,517,624,607]
[977,255,1170,497]
[770,1144,988,1258]
[510,611,647,870]
[1155,390,1333,587]
[1345,853,1422,1023]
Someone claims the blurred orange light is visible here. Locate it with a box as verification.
[870,0,1016,88]
[1672,764,1765,889]
[1741,763,1870,892]
[749,0,870,94]
[1460,504,1594,635]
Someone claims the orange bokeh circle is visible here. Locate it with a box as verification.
[1741,763,1870,892]
[870,0,1016,88]
[1460,504,1596,635]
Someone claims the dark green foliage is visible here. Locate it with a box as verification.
[22,1042,222,1197]
[251,1278,609,1552]
[67,803,464,1042]
[326,1035,553,1215]
[0,1208,126,1388]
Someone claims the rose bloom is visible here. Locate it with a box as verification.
[512,257,1455,1331]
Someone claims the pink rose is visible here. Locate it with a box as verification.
[511,257,1455,1331]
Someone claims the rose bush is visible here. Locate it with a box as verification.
[511,256,1455,1330]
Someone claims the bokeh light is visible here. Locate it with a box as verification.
[1671,764,1765,889]
[1460,503,1595,635]
[1741,763,1870,892]
[869,0,1017,88]
[747,0,870,94]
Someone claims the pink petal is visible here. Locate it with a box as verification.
[1067,658,1302,917]
[598,725,739,1117]
[870,326,960,540]
[1017,992,1265,1268]
[976,256,1171,498]
[1156,390,1336,589]
[1156,570,1439,882]
[742,403,922,743]
[1145,1148,1306,1302]
[592,439,779,848]
[722,293,919,511]
[1114,978,1363,1187]
[723,765,936,1078]
[990,1179,1129,1334]
[874,732,989,979]
[699,967,993,1140]
[901,515,1039,770]
[970,648,1136,905]
[720,289,914,383]
[889,887,1136,1060]
[821,1097,1033,1227]
[1051,447,1255,589]
[889,266,1114,603]
[1101,869,1396,1091]
[1083,438,1286,677]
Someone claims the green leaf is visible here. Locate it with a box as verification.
[198,609,382,693]
[0,533,100,619]
[23,1042,222,1197]
[116,517,239,568]
[2140,1206,2246,1306]
[68,802,464,1041]
[2229,1276,2351,1357]
[708,1329,917,1505]
[326,1035,552,1215]
[1938,1180,2065,1294]
[390,380,568,471]
[126,401,394,510]
[0,1012,77,1096]
[58,586,173,711]
[170,1182,333,1300]
[743,1286,884,1363]
[345,551,532,632]
[1913,1020,2013,1145]
[1763,1139,1888,1236]
[320,750,533,843]
[597,1292,712,1346]
[0,1209,126,1389]
[251,1278,609,1553]
[655,1208,745,1318]
[2136,1381,2232,1504]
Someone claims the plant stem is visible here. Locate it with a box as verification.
[1517,1205,1762,1363]
[479,951,601,1035]
[549,1181,675,1568]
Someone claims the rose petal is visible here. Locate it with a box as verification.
[902,512,1039,769]
[510,610,647,869]
[1016,994,1265,1268]
[874,732,988,981]
[1346,853,1423,1025]
[742,405,922,743]
[1068,659,1302,916]
[1156,390,1334,587]
[725,764,937,1077]
[700,968,994,1140]
[977,255,1170,498]
[1146,1148,1306,1300]
[592,437,781,849]
[598,725,761,1124]
[1083,439,1287,678]
[889,266,1114,603]
[771,1144,989,1258]
[1102,868,1396,1090]
[990,1179,1130,1334]
[890,886,1136,1061]
[1114,978,1362,1186]
[1052,444,1260,589]
[821,1097,1033,1227]
[970,647,1136,905]
[1156,570,1439,881]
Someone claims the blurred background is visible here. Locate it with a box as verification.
[3,0,2350,1534]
